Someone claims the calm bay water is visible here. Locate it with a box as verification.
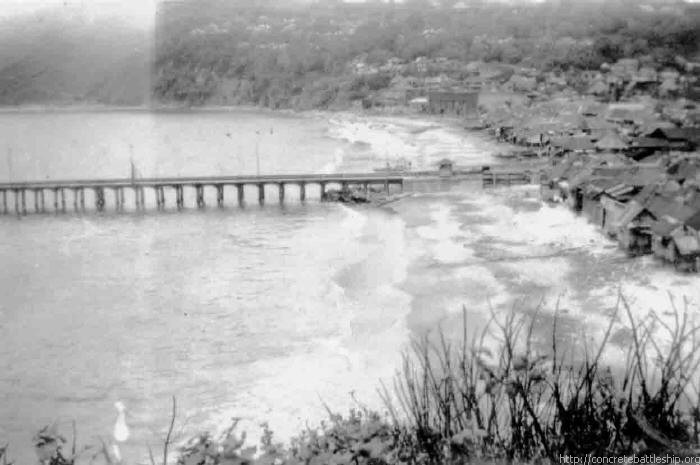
[1,109,698,464]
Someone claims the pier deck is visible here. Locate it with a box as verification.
[0,173,405,215]
[0,166,538,216]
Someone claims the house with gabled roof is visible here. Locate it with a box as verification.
[619,190,695,256]
[647,127,700,150]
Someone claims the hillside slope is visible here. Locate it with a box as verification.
[0,7,152,106]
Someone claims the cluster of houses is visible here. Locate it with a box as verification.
[472,57,700,272]
[539,135,700,271]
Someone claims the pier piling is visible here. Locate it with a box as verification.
[278,183,285,203]
[53,188,59,213]
[20,189,27,215]
[95,187,105,212]
[216,184,224,208]
[236,184,244,207]
[154,186,163,210]
[299,182,306,202]
[40,189,46,212]
[60,189,66,212]
[2,190,7,215]
[257,183,265,205]
[133,186,141,210]
[34,189,40,213]
[320,182,326,201]
[196,185,205,208]
[176,185,184,209]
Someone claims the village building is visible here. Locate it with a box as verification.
[666,220,700,271]
[549,136,596,155]
[647,127,700,151]
[427,91,479,117]
[595,132,628,152]
[586,80,610,99]
[618,192,696,256]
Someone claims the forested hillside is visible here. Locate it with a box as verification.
[153,0,700,108]
[0,0,698,108]
[0,6,151,106]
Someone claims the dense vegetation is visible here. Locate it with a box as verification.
[9,299,700,464]
[0,0,697,107]
[153,0,700,107]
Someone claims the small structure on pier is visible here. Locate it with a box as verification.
[437,159,454,177]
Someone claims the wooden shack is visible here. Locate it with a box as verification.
[438,159,454,177]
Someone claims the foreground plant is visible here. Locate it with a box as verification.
[382,297,700,463]
[9,298,700,464]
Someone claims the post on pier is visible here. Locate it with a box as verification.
[319,182,327,201]
[236,184,244,207]
[196,184,205,208]
[299,182,306,202]
[216,184,224,208]
[257,183,265,205]
[384,179,390,194]
[278,183,285,204]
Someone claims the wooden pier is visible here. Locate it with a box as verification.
[0,173,404,216]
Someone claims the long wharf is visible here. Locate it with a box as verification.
[0,173,405,215]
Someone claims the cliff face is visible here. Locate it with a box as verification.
[0,8,152,106]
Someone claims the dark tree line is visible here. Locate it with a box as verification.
[153,0,700,107]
